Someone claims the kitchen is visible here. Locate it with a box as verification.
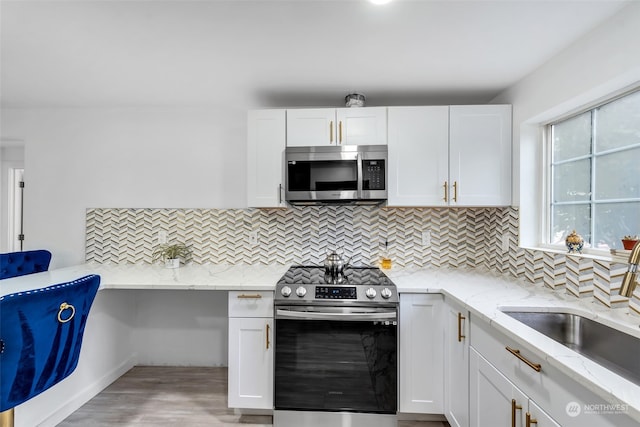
[1,1,640,426]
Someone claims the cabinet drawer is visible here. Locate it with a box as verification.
[228,291,274,317]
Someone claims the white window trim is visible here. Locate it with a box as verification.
[518,82,640,262]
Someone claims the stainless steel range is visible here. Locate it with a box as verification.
[274,265,398,427]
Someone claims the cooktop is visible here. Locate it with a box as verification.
[277,265,394,287]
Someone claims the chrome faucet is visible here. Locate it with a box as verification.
[620,240,640,297]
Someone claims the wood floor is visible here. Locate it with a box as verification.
[59,366,449,427]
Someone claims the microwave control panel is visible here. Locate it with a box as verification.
[363,160,385,190]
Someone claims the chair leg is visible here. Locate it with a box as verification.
[0,409,14,427]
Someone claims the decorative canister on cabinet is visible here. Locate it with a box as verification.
[565,230,584,254]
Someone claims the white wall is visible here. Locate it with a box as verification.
[0,107,247,268]
[491,1,640,247]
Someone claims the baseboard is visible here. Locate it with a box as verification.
[36,356,136,427]
[397,412,448,422]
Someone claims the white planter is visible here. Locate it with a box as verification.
[165,258,180,269]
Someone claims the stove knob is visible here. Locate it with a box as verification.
[365,287,377,299]
[381,288,392,299]
[296,286,307,297]
[281,286,292,297]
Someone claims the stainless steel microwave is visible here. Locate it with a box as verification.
[285,145,387,205]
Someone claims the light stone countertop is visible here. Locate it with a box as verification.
[0,262,291,296]
[385,266,640,423]
[2,262,639,421]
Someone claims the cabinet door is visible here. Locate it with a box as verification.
[444,301,469,427]
[449,105,511,206]
[286,108,337,146]
[399,293,444,414]
[247,109,286,207]
[336,107,387,145]
[527,399,561,427]
[470,348,527,427]
[387,106,449,206]
[228,317,273,409]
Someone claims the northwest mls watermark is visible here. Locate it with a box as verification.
[566,401,629,417]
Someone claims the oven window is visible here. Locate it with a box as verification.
[275,318,397,413]
[288,160,358,192]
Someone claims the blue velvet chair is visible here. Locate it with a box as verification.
[1,271,101,426]
[0,250,52,280]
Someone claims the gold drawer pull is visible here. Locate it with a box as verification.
[511,399,522,427]
[453,181,458,202]
[506,346,541,372]
[457,312,466,342]
[237,294,262,299]
[443,181,448,202]
[526,412,538,427]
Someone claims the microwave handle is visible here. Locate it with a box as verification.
[357,152,363,197]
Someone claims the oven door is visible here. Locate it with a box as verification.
[274,305,397,414]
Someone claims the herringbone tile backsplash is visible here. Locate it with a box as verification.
[85,206,636,312]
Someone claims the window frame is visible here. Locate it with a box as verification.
[543,88,640,254]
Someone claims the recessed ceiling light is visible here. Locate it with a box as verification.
[369,0,394,5]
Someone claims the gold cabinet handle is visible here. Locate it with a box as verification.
[511,399,522,427]
[329,121,334,144]
[237,294,262,299]
[453,181,458,202]
[506,346,542,372]
[339,121,343,144]
[457,312,466,342]
[266,323,270,349]
[443,181,448,202]
[526,412,538,427]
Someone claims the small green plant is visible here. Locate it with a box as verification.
[153,243,190,262]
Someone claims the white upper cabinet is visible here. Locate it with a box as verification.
[388,106,449,206]
[286,107,387,146]
[286,108,336,147]
[449,105,512,206]
[247,109,286,208]
[336,107,387,146]
[388,104,511,207]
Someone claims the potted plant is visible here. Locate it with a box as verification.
[622,235,639,250]
[153,243,190,268]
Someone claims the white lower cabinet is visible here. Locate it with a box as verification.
[227,291,273,409]
[470,347,559,427]
[470,317,637,427]
[444,299,469,427]
[399,293,444,414]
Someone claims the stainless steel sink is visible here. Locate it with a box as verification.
[502,310,640,386]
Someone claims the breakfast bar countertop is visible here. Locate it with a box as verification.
[0,262,290,297]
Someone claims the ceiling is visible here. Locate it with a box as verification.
[0,0,632,110]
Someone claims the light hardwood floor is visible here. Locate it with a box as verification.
[59,367,449,427]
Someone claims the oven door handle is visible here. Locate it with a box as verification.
[276,308,397,322]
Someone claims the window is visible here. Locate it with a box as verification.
[549,90,640,251]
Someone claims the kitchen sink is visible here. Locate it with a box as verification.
[501,310,640,386]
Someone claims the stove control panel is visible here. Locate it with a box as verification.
[315,286,357,299]
[276,283,397,303]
